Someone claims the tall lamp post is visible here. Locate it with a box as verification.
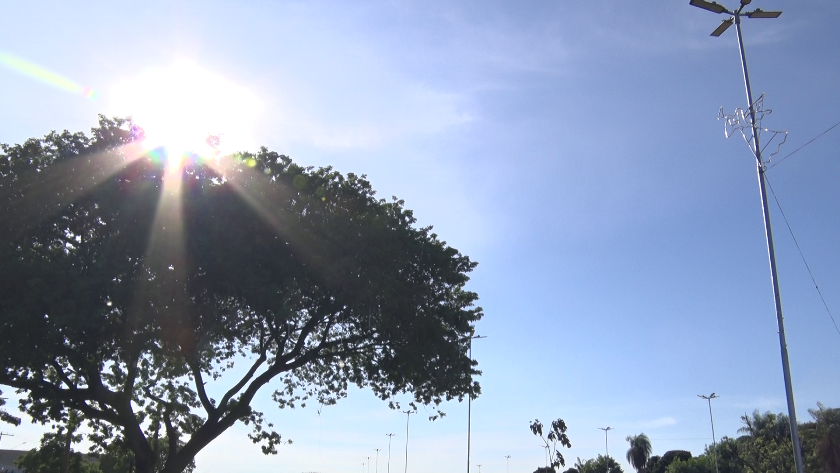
[698,393,720,473]
[688,2,803,473]
[505,455,511,473]
[403,410,414,473]
[598,427,612,457]
[386,433,395,473]
[467,333,487,473]
[375,448,382,473]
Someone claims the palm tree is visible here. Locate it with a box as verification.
[625,433,652,472]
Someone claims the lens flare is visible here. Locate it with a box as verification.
[110,61,260,162]
[0,51,98,99]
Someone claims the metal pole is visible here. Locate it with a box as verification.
[387,433,395,473]
[467,334,486,473]
[368,456,371,473]
[376,448,381,473]
[404,411,414,473]
[598,427,612,458]
[733,12,805,473]
[468,338,473,473]
[505,455,511,473]
[698,394,720,473]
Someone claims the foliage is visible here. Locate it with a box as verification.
[665,455,714,473]
[705,437,745,473]
[0,117,482,473]
[571,455,624,473]
[14,431,100,473]
[735,410,795,472]
[531,418,572,471]
[626,433,652,472]
[802,403,840,472]
[0,389,20,425]
[641,451,691,473]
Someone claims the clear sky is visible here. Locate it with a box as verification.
[1,1,839,472]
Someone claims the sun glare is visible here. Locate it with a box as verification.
[110,61,260,163]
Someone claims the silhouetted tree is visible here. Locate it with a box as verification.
[0,117,482,473]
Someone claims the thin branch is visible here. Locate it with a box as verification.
[50,359,76,388]
[218,350,267,412]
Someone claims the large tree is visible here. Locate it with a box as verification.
[0,117,482,473]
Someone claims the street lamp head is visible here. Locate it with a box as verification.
[710,18,734,37]
[689,0,728,14]
[747,8,782,18]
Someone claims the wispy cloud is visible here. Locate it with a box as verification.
[638,416,678,429]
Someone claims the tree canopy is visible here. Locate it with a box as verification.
[566,455,624,473]
[0,117,483,473]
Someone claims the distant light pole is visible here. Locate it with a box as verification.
[368,456,371,473]
[505,455,511,473]
[598,427,612,457]
[386,433,395,473]
[688,3,803,473]
[478,464,482,473]
[698,393,720,473]
[467,333,487,473]
[362,462,365,473]
[404,410,414,473]
[375,448,382,473]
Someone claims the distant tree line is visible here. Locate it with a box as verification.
[535,403,840,473]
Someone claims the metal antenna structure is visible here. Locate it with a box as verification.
[386,433,395,473]
[598,427,612,457]
[698,393,720,473]
[689,2,803,473]
[403,410,414,473]
[467,333,487,473]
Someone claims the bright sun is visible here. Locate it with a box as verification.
[110,61,260,162]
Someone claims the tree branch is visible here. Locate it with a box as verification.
[143,388,180,463]
[188,360,216,420]
[218,350,267,413]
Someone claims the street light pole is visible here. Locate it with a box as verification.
[467,334,487,473]
[368,456,371,473]
[404,410,414,473]
[387,433,395,473]
[505,455,511,473]
[376,448,381,473]
[698,393,720,473]
[598,427,612,458]
[688,3,803,473]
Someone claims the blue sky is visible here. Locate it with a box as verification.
[2,1,839,472]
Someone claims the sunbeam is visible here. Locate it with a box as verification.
[0,139,146,243]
